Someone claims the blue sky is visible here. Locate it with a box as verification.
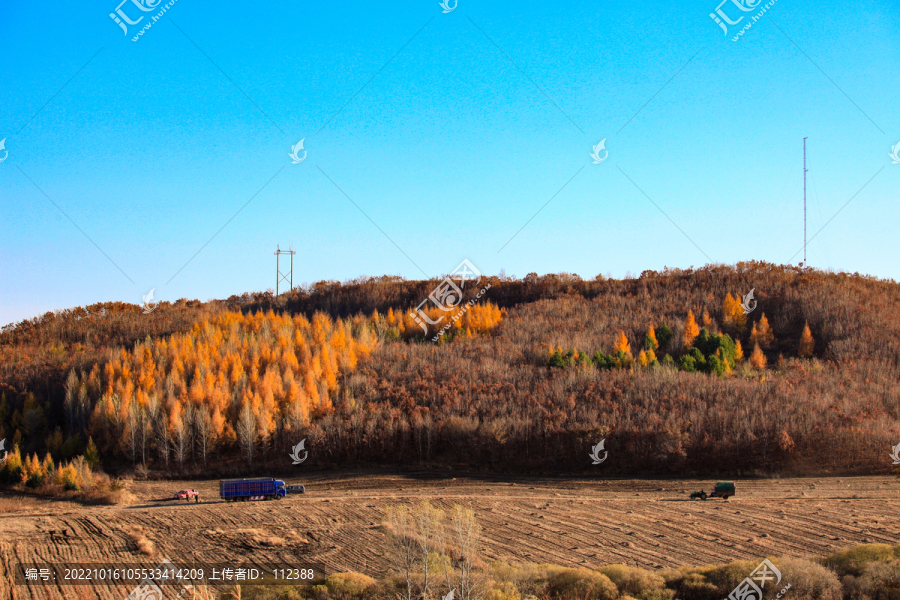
[1,0,898,325]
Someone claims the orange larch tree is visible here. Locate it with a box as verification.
[613,331,631,357]
[683,310,699,348]
[750,313,774,348]
[749,343,767,370]
[799,322,814,357]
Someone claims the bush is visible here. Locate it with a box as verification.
[774,557,841,600]
[484,581,523,600]
[678,572,719,600]
[324,572,377,600]
[547,568,618,600]
[663,563,746,600]
[489,562,565,599]
[822,543,899,577]
[25,473,43,488]
[669,558,841,600]
[598,564,665,598]
[844,559,900,599]
[636,591,674,600]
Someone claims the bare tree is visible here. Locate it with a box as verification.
[236,403,257,466]
[121,401,150,467]
[124,402,139,466]
[384,504,419,600]
[64,369,79,435]
[286,399,305,441]
[449,506,484,600]
[171,404,193,472]
[147,396,169,470]
[183,404,194,466]
[77,381,89,433]
[417,501,446,600]
[137,406,149,466]
[194,405,216,468]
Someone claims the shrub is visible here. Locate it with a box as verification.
[773,557,841,600]
[663,563,744,600]
[598,564,665,597]
[844,559,900,599]
[547,568,618,600]
[25,473,43,488]
[822,543,899,577]
[669,571,719,600]
[490,562,565,599]
[484,581,523,600]
[325,572,377,600]
[636,591,674,600]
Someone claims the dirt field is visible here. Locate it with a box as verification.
[2,473,899,599]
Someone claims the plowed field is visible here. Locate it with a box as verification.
[2,474,899,599]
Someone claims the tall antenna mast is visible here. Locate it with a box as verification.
[803,137,808,266]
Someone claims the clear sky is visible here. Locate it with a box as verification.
[1,0,898,326]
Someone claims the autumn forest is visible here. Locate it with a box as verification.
[1,261,899,481]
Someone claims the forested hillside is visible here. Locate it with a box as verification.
[2,262,899,478]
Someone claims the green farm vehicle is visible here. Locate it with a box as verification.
[690,481,735,501]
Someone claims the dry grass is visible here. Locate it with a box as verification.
[236,528,285,547]
[29,481,136,505]
[0,495,40,512]
[80,487,136,505]
[189,585,217,600]
[285,529,310,544]
[124,525,156,556]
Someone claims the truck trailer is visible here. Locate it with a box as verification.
[219,478,286,501]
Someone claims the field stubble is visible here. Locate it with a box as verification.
[1,474,899,599]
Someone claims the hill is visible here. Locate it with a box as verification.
[1,262,899,479]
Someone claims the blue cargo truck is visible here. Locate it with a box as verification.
[219,478,287,501]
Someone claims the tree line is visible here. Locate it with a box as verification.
[1,262,899,476]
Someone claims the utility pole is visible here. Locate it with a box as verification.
[803,137,808,267]
[274,245,296,297]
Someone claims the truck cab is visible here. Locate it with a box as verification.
[275,480,286,497]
